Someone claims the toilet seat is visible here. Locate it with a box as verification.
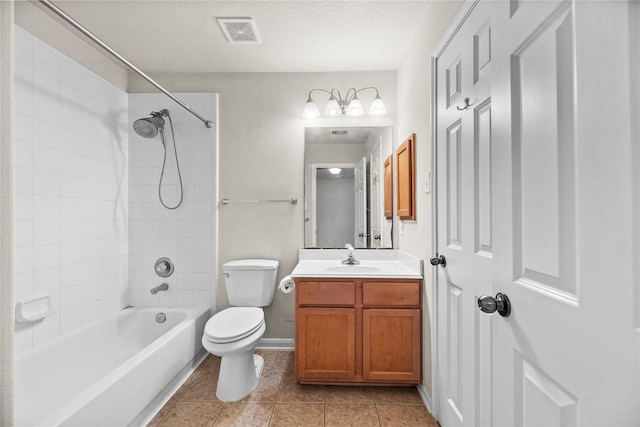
[204,307,264,344]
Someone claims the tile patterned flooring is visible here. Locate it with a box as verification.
[148,350,439,427]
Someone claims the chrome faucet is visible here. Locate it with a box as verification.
[150,283,169,295]
[342,244,360,265]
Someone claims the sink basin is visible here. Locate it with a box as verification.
[323,265,382,274]
[290,250,423,278]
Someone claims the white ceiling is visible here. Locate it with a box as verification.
[38,0,439,73]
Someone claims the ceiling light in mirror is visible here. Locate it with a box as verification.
[329,168,342,175]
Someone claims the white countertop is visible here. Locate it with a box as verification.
[290,249,423,279]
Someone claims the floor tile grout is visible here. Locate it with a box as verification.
[152,350,436,427]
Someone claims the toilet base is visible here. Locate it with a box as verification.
[215,353,264,402]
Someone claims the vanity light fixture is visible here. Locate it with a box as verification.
[302,87,387,119]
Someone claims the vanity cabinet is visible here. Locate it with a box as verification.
[295,278,422,385]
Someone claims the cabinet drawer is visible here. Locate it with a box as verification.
[363,282,420,307]
[297,281,356,306]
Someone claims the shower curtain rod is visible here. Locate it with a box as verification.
[38,0,214,129]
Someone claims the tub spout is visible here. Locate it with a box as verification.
[151,283,169,295]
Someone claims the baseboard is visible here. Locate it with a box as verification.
[417,384,433,414]
[256,338,295,350]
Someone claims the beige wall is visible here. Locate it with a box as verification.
[396,0,464,397]
[129,71,397,339]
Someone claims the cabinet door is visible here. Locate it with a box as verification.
[362,308,421,382]
[296,307,355,380]
[396,134,415,220]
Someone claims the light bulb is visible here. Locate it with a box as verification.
[329,168,342,175]
[303,99,320,119]
[369,95,387,116]
[324,97,342,116]
[346,97,364,117]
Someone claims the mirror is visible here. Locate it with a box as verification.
[304,126,394,248]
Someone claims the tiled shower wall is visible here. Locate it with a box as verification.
[13,27,129,354]
[127,93,218,309]
[13,26,218,353]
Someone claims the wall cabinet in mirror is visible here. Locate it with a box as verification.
[384,155,393,219]
[396,134,415,220]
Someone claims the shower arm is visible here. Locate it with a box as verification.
[37,0,214,129]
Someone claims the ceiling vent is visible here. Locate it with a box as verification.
[217,18,261,44]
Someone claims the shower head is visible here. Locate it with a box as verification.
[133,111,166,138]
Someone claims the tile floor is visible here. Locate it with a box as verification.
[148,350,439,427]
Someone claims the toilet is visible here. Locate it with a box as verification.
[202,259,279,402]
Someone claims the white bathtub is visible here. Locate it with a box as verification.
[15,307,210,427]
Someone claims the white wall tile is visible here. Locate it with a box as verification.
[33,170,60,196]
[14,272,35,301]
[14,139,34,168]
[61,264,83,289]
[15,113,33,142]
[32,38,59,78]
[33,220,61,245]
[14,167,33,195]
[33,268,60,295]
[33,119,59,149]
[14,27,33,65]
[15,85,33,116]
[14,220,33,248]
[14,247,34,275]
[33,244,60,271]
[33,195,60,220]
[13,27,129,353]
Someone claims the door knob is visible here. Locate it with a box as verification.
[430,254,446,267]
[477,293,511,317]
[373,235,381,240]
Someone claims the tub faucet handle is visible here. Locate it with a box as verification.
[155,257,174,278]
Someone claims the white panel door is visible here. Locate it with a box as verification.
[490,1,639,425]
[435,2,494,426]
[435,1,639,426]
[354,156,367,248]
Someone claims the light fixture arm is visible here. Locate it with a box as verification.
[306,88,334,102]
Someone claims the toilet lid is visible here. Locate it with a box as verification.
[204,307,264,344]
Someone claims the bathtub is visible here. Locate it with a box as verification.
[15,307,210,427]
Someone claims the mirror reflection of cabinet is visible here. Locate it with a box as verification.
[396,134,415,220]
[383,155,393,219]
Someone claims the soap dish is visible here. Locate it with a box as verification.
[15,294,55,323]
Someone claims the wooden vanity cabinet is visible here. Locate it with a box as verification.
[296,280,356,380]
[295,278,422,385]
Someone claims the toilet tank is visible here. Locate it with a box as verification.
[223,259,280,307]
